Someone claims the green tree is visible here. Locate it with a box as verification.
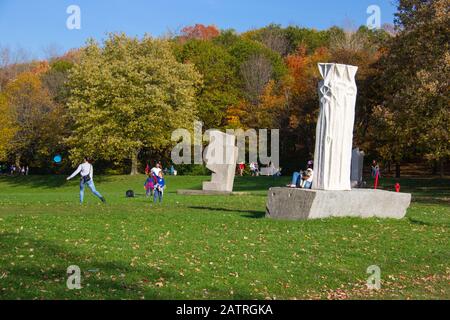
[41,58,75,104]
[243,24,290,57]
[66,34,202,175]
[284,26,333,54]
[173,39,240,128]
[214,30,287,83]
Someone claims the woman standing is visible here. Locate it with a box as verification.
[371,160,380,178]
[67,157,106,204]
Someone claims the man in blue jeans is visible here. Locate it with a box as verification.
[67,157,106,204]
[288,170,304,188]
[288,160,314,189]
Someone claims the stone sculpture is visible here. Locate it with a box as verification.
[202,130,238,193]
[313,63,358,191]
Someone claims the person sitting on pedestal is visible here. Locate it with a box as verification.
[288,170,303,188]
[300,168,314,189]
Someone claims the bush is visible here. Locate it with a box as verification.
[175,164,211,176]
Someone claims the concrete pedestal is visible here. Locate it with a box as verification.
[266,188,411,220]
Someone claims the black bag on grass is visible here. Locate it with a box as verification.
[126,190,134,198]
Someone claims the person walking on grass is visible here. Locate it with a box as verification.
[66,157,106,204]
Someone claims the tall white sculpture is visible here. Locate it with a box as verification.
[203,130,238,193]
[313,63,358,191]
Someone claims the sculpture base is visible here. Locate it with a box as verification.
[266,188,411,220]
[202,181,232,193]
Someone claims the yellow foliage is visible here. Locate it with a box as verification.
[0,94,17,160]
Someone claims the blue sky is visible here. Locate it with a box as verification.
[0,0,397,59]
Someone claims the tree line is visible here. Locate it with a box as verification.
[0,0,448,176]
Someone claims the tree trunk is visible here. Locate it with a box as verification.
[439,159,444,178]
[15,154,21,167]
[130,150,140,175]
[395,163,401,178]
[432,160,438,175]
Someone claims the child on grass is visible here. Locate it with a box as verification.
[144,174,154,197]
[153,171,165,203]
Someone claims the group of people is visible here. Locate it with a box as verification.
[66,158,169,204]
[0,164,29,175]
[287,160,314,189]
[287,159,381,190]
[237,162,282,177]
[64,156,379,204]
[144,162,166,203]
[62,156,383,204]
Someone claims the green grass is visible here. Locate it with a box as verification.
[0,174,449,300]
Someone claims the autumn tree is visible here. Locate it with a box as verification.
[228,80,286,129]
[0,46,32,91]
[0,93,16,161]
[2,71,64,167]
[327,26,390,153]
[214,30,287,130]
[179,24,220,42]
[66,34,202,175]
[372,0,449,177]
[279,46,331,166]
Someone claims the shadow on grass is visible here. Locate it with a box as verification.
[0,175,119,190]
[233,176,290,192]
[188,206,265,219]
[0,233,179,299]
[407,217,450,228]
[0,232,259,300]
[0,175,67,189]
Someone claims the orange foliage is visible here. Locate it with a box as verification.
[285,45,330,98]
[180,24,220,41]
[283,46,330,129]
[225,100,247,129]
[257,80,286,127]
[226,80,286,129]
[225,45,330,130]
[60,48,82,62]
[30,61,50,75]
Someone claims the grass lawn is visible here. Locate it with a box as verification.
[0,174,448,300]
